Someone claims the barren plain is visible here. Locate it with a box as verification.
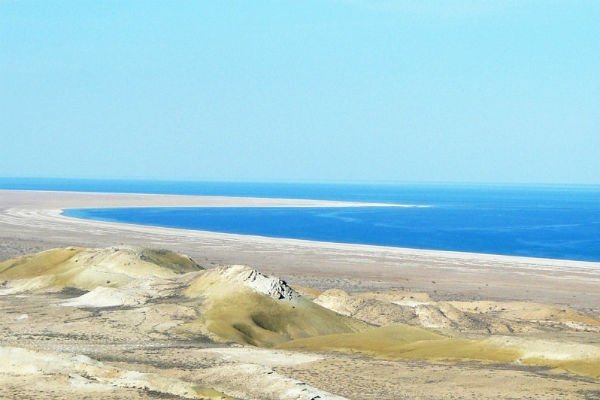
[0,190,599,399]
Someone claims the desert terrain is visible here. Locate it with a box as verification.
[0,190,599,399]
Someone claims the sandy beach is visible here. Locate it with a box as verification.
[1,189,598,310]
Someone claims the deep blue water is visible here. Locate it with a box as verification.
[9,178,592,262]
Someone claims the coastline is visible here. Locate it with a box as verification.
[59,209,600,270]
[1,189,425,208]
[1,189,599,309]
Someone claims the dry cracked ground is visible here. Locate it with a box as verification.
[0,247,599,399]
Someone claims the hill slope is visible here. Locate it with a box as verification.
[180,265,369,346]
[0,246,202,294]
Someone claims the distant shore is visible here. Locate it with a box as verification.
[1,189,599,309]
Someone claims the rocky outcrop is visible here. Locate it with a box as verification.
[229,265,299,301]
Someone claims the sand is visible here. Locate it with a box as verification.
[0,244,599,399]
[1,189,599,309]
[1,189,600,399]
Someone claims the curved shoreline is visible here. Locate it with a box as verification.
[60,207,600,268]
[1,189,599,309]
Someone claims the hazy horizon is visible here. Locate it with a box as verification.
[3,176,600,189]
[2,1,599,184]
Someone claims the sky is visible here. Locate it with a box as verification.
[1,1,599,184]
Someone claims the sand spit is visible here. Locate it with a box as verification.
[0,189,419,208]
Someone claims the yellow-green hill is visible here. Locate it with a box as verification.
[179,265,368,346]
[0,246,202,293]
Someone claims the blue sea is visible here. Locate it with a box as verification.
[2,178,600,262]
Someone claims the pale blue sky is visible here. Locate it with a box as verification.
[1,1,599,184]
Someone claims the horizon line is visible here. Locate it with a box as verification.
[1,176,600,189]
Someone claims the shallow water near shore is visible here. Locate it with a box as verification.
[45,180,600,262]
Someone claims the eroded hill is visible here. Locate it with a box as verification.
[0,247,599,399]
